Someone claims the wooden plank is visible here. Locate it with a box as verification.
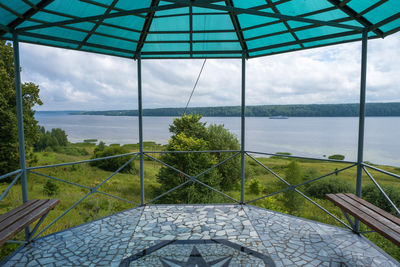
[0,199,59,246]
[0,200,48,230]
[0,199,39,224]
[345,193,400,226]
[326,194,400,246]
[336,193,400,235]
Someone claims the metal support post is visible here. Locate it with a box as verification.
[137,54,144,205]
[240,51,246,204]
[355,29,368,232]
[13,32,30,240]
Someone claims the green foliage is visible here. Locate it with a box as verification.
[0,41,42,177]
[155,114,240,203]
[91,145,136,174]
[362,184,400,215]
[249,179,262,195]
[328,154,345,160]
[94,141,106,154]
[34,126,69,152]
[277,161,304,214]
[42,180,59,196]
[78,102,400,117]
[156,132,221,204]
[83,139,97,143]
[305,178,354,199]
[206,124,240,190]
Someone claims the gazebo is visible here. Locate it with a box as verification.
[0,0,399,266]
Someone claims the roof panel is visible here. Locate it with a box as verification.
[0,0,398,59]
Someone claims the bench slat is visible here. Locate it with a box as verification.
[0,200,48,231]
[0,199,40,224]
[335,193,400,235]
[345,193,400,226]
[326,194,400,246]
[0,199,59,246]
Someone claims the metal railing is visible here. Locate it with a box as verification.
[0,150,399,244]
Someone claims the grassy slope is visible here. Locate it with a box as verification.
[1,142,399,261]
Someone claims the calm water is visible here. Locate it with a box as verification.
[35,112,400,167]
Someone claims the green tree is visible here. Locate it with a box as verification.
[278,161,304,214]
[206,124,240,190]
[156,132,221,204]
[0,41,42,176]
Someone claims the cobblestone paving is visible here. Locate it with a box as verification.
[3,204,399,266]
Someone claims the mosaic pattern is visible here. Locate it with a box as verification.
[3,204,399,266]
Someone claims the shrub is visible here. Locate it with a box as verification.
[91,146,136,173]
[43,180,59,196]
[249,179,262,195]
[328,154,345,160]
[362,184,400,215]
[305,177,353,199]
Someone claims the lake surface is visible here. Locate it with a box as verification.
[35,112,400,167]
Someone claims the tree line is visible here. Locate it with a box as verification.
[74,102,400,117]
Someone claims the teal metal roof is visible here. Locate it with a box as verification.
[0,0,399,59]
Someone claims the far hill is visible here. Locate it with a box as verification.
[71,102,400,117]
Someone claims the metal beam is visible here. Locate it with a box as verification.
[16,3,183,33]
[77,0,119,50]
[168,0,364,31]
[12,33,30,241]
[240,51,246,204]
[265,0,304,49]
[135,0,160,59]
[137,54,144,205]
[327,0,384,38]
[0,0,54,36]
[354,30,368,233]
[225,0,248,57]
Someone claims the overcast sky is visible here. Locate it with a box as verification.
[19,32,400,111]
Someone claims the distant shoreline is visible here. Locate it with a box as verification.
[38,102,400,117]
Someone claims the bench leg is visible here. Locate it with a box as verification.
[27,211,50,242]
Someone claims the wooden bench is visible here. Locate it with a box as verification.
[0,199,59,246]
[326,193,400,247]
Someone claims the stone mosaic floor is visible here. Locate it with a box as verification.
[3,204,399,266]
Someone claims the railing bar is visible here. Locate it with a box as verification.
[95,190,140,206]
[143,153,192,179]
[94,154,138,190]
[193,152,240,179]
[295,163,357,188]
[145,180,192,204]
[32,191,92,239]
[0,169,22,181]
[0,172,22,201]
[27,152,139,170]
[246,150,356,164]
[294,189,352,230]
[362,163,400,180]
[362,166,400,216]
[246,153,290,186]
[246,187,290,204]
[190,177,240,203]
[143,150,240,154]
[28,170,91,190]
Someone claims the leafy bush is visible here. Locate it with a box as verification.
[91,146,136,173]
[328,154,345,160]
[362,184,400,215]
[305,177,353,199]
[43,180,59,196]
[249,179,262,195]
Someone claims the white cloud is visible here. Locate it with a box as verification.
[19,32,400,111]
